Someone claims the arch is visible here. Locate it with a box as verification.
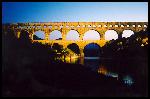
[105,30,118,40]
[49,30,62,40]
[67,43,80,54]
[66,30,80,40]
[122,30,134,38]
[83,30,100,40]
[33,30,45,40]
[83,43,101,71]
[19,30,30,40]
[83,43,101,57]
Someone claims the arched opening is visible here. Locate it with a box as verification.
[33,30,45,40]
[122,30,134,38]
[83,30,100,40]
[84,43,101,57]
[67,43,80,54]
[83,43,101,71]
[105,30,118,40]
[49,30,62,40]
[66,30,79,40]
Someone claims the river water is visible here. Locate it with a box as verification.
[57,56,148,96]
[63,56,148,90]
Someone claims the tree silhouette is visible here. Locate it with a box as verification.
[67,43,80,54]
[33,35,42,40]
[18,30,31,48]
[19,30,30,41]
[101,29,148,59]
[52,43,63,52]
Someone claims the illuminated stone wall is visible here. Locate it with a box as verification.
[4,22,148,57]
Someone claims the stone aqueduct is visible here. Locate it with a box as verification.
[3,22,148,57]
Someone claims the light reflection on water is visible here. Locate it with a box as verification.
[123,75,134,86]
[84,57,100,59]
[58,56,135,86]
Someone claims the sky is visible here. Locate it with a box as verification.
[2,2,148,23]
[2,2,148,41]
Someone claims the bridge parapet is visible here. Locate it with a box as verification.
[7,22,148,29]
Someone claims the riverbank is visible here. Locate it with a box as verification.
[2,60,147,97]
[2,29,148,97]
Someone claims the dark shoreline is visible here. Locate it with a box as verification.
[2,59,148,97]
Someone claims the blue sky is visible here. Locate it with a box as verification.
[2,2,148,23]
[2,2,148,41]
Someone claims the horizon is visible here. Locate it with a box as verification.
[3,21,148,24]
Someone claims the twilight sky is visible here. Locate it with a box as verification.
[2,2,148,41]
[2,2,148,23]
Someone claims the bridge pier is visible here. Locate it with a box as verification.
[118,33,122,39]
[79,34,84,41]
[100,33,105,40]
[45,33,49,40]
[28,30,34,40]
[61,28,66,41]
[79,48,84,65]
[79,48,84,58]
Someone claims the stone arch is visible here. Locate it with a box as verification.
[49,30,62,40]
[83,42,101,57]
[83,30,100,40]
[105,30,118,40]
[66,30,80,40]
[33,30,45,40]
[122,30,134,38]
[83,42,102,71]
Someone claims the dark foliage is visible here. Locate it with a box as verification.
[2,28,148,97]
[33,35,43,40]
[101,29,148,60]
[67,43,80,54]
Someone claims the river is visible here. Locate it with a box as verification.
[55,55,148,96]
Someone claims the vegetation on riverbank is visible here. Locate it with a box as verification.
[101,29,148,60]
[2,28,148,97]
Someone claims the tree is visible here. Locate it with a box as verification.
[52,43,63,52]
[33,35,42,40]
[67,43,80,54]
[19,30,31,47]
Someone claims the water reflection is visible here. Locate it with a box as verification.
[59,56,137,86]
[123,75,134,86]
[84,57,100,71]
[55,55,80,64]
[98,65,119,80]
